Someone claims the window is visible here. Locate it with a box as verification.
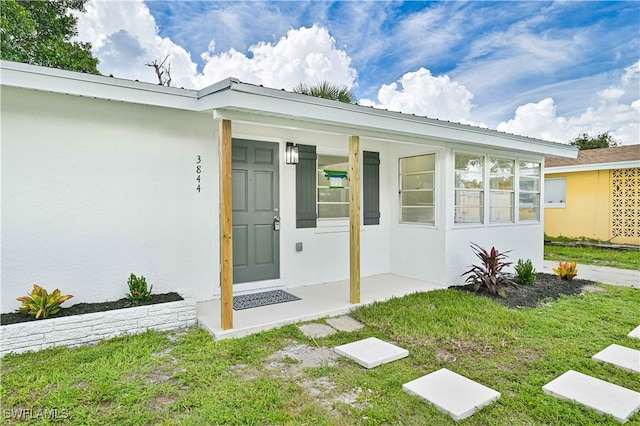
[296,144,380,229]
[545,178,566,208]
[489,158,515,223]
[455,154,484,223]
[399,154,435,224]
[519,162,541,220]
[454,153,541,225]
[317,154,349,219]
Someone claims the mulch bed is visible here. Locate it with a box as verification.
[451,273,594,309]
[1,292,183,326]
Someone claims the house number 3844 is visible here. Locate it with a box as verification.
[196,155,202,192]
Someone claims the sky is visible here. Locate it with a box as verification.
[74,1,640,145]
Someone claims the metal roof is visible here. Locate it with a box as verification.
[1,60,578,158]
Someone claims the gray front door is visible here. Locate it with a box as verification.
[232,139,280,283]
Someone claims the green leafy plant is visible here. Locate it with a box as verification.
[515,259,537,285]
[126,273,153,304]
[462,243,515,297]
[16,284,73,319]
[552,261,578,281]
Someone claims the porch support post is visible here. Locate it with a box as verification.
[220,119,233,330]
[349,135,361,304]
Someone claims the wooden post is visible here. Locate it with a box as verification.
[349,135,361,304]
[220,119,233,330]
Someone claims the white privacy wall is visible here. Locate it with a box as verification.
[1,87,218,312]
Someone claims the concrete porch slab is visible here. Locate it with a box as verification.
[402,368,501,421]
[593,344,640,373]
[628,325,640,340]
[334,337,409,369]
[543,370,640,423]
[197,274,444,340]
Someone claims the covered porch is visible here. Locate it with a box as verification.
[197,274,445,340]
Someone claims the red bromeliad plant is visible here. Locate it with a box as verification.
[462,243,515,297]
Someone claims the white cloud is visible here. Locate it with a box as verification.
[359,68,478,124]
[75,0,196,86]
[75,1,356,91]
[194,24,357,90]
[497,61,640,145]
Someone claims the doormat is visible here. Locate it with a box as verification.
[233,290,301,311]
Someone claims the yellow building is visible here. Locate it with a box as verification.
[544,145,640,245]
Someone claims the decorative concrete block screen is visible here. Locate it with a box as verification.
[0,299,197,356]
[611,168,639,242]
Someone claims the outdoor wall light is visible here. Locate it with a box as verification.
[285,142,299,165]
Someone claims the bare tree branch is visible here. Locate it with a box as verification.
[146,55,172,86]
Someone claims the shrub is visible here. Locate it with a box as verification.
[16,284,73,319]
[126,273,153,304]
[462,243,514,297]
[552,261,578,281]
[515,259,537,285]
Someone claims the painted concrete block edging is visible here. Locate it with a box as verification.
[0,298,197,356]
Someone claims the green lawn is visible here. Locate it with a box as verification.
[544,244,640,270]
[2,286,639,425]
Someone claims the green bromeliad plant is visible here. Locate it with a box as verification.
[515,258,537,285]
[126,273,153,304]
[16,284,73,319]
[462,243,515,297]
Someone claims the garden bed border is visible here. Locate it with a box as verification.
[0,298,197,356]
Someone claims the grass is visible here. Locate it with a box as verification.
[2,286,639,425]
[544,244,640,270]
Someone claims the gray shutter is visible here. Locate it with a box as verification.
[363,151,380,225]
[296,144,317,228]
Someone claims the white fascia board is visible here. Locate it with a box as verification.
[202,82,578,158]
[544,160,640,174]
[0,60,199,111]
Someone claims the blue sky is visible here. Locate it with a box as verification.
[76,1,639,144]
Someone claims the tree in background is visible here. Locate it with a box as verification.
[1,0,99,74]
[569,132,619,150]
[293,81,357,103]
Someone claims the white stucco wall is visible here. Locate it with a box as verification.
[444,225,544,286]
[1,87,218,312]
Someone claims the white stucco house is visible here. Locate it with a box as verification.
[1,60,577,331]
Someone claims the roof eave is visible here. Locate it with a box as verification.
[0,60,199,110]
[545,160,640,174]
[200,81,578,158]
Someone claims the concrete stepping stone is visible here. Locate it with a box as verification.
[326,315,364,332]
[543,370,640,423]
[593,344,640,373]
[299,323,336,338]
[402,368,501,421]
[334,337,408,369]
[628,325,640,340]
